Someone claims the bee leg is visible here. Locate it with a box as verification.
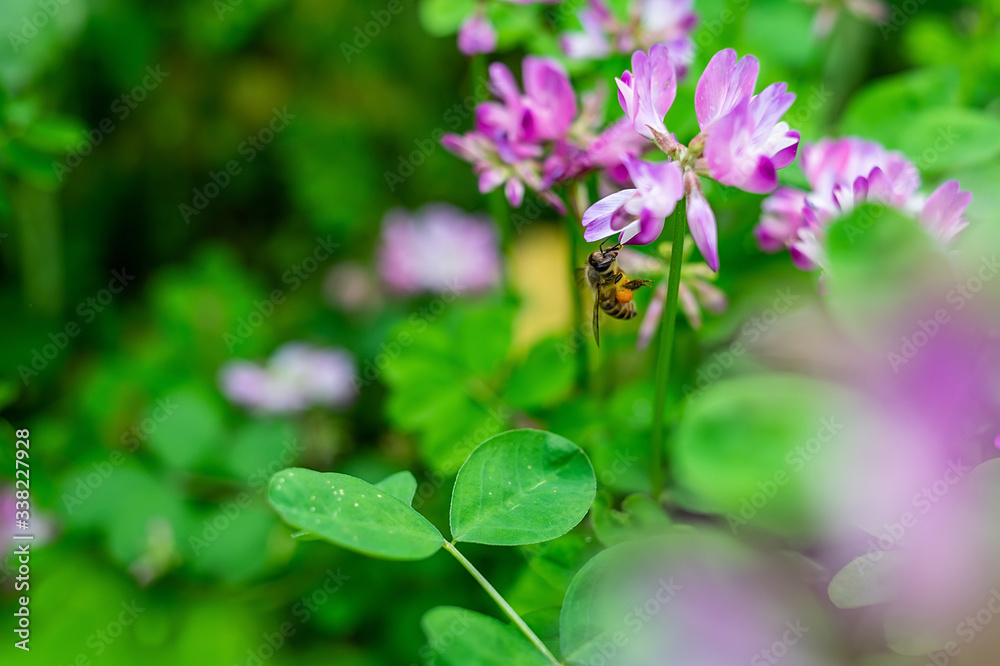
[592,298,601,347]
[622,279,654,290]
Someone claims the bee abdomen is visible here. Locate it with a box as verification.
[601,298,636,320]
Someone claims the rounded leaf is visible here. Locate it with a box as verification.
[269,468,443,561]
[421,606,551,666]
[450,429,596,546]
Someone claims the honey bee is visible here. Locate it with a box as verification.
[579,240,653,346]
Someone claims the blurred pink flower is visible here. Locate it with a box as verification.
[444,58,647,213]
[755,137,972,271]
[377,203,501,295]
[219,343,356,413]
[323,261,382,313]
[457,10,497,55]
[561,0,697,76]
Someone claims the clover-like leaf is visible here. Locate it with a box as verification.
[269,468,443,560]
[450,429,596,546]
[376,470,418,505]
[421,607,551,666]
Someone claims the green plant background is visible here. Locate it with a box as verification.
[1,0,999,664]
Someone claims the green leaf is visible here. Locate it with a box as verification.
[825,205,951,346]
[375,470,418,505]
[591,491,672,547]
[269,468,443,560]
[450,429,596,546]
[828,551,905,609]
[421,607,551,666]
[839,67,960,146]
[898,107,1000,173]
[673,374,852,535]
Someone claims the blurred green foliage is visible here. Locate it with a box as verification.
[0,0,997,664]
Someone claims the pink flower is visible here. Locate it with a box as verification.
[582,155,684,244]
[478,57,576,147]
[756,137,972,271]
[219,343,357,413]
[697,51,799,193]
[616,43,677,142]
[920,179,972,243]
[561,0,697,76]
[377,204,501,295]
[684,171,719,271]
[443,56,582,212]
[754,187,809,253]
[457,11,497,56]
[586,46,799,272]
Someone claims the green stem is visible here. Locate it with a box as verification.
[650,205,687,500]
[565,210,589,393]
[443,541,561,666]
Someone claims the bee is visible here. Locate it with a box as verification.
[579,240,653,346]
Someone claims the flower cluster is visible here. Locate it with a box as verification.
[583,46,800,271]
[754,137,973,271]
[377,203,502,295]
[560,0,697,74]
[442,56,647,214]
[219,343,357,414]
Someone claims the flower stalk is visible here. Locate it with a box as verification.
[650,203,687,500]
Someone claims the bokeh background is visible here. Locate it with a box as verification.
[1,0,999,664]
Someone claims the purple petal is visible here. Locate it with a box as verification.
[685,175,720,272]
[478,168,506,193]
[921,180,973,242]
[583,189,637,242]
[695,49,759,130]
[523,56,578,141]
[625,206,667,245]
[504,178,525,207]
